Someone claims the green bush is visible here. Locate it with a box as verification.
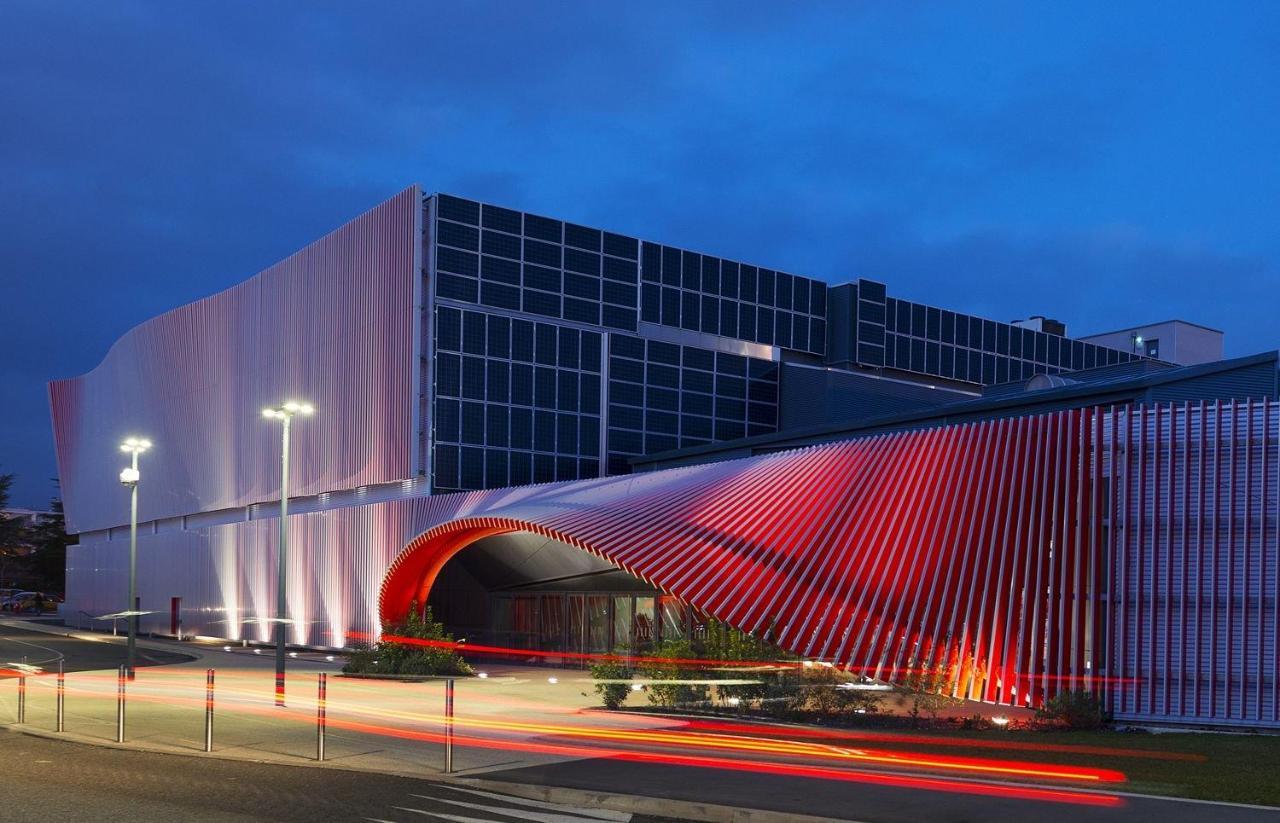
[638,638,710,707]
[1036,689,1105,729]
[344,605,473,677]
[590,660,633,709]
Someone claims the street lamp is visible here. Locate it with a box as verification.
[118,437,151,680]
[261,400,314,706]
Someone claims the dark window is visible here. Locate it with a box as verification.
[485,449,508,488]
[610,357,645,384]
[480,282,520,311]
[774,312,791,349]
[648,340,680,365]
[462,311,486,355]
[603,232,638,260]
[510,407,533,448]
[648,363,680,389]
[603,281,637,307]
[982,320,996,352]
[564,223,601,251]
[911,303,926,337]
[720,300,738,338]
[564,272,600,300]
[437,273,477,303]
[602,305,636,331]
[612,334,645,360]
[580,373,601,411]
[701,295,719,335]
[681,292,700,331]
[486,360,509,403]
[437,195,479,225]
[714,420,746,440]
[486,404,509,447]
[535,367,557,408]
[758,269,776,306]
[524,213,561,243]
[557,413,578,453]
[534,410,556,452]
[438,247,479,277]
[701,257,719,293]
[437,220,478,251]
[558,329,580,369]
[510,363,533,405]
[460,447,484,488]
[462,356,486,400]
[996,324,1010,355]
[481,204,522,234]
[641,282,660,323]
[534,453,556,483]
[812,284,826,317]
[558,371,578,412]
[739,266,757,303]
[460,401,484,445]
[661,287,681,326]
[603,256,637,283]
[683,346,714,371]
[683,392,713,416]
[647,387,679,413]
[482,255,521,285]
[482,230,521,260]
[642,242,661,282]
[721,262,739,299]
[580,418,600,456]
[510,451,532,486]
[793,316,809,351]
[523,290,560,318]
[756,307,774,344]
[523,239,561,268]
[682,370,714,394]
[511,321,534,362]
[523,264,561,293]
[581,332,601,371]
[436,307,462,351]
[435,399,460,442]
[662,247,682,287]
[738,303,756,340]
[940,310,955,344]
[562,297,599,326]
[436,353,460,396]
[682,415,713,439]
[646,409,678,435]
[434,444,458,489]
[682,251,701,290]
[564,248,601,276]
[778,273,797,309]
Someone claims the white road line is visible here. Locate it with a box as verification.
[442,786,631,821]
[394,805,509,822]
[405,795,630,823]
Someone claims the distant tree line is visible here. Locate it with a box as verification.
[0,472,70,595]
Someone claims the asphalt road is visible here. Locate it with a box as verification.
[2,621,1277,823]
[0,621,192,674]
[0,732,684,822]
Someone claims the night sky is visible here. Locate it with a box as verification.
[3,2,1278,508]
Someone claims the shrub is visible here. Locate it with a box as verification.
[344,604,473,677]
[590,660,633,709]
[638,638,710,707]
[894,658,963,726]
[1036,689,1105,729]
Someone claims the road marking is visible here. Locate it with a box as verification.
[443,786,631,820]
[408,793,629,822]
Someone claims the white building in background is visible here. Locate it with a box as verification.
[1078,319,1224,365]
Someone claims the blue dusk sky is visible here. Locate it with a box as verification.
[2,2,1278,507]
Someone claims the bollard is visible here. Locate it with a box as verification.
[116,665,126,743]
[204,669,214,753]
[56,661,65,733]
[316,673,327,761]
[444,677,455,773]
[17,673,25,724]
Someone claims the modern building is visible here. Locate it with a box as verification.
[50,187,1280,728]
[1079,319,1225,365]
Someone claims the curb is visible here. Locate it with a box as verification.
[0,722,850,822]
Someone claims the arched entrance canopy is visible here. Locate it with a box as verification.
[382,409,1101,707]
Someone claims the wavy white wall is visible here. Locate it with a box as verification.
[49,186,422,534]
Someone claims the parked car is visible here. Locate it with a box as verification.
[2,592,61,613]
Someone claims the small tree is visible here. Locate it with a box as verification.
[1036,689,1105,729]
[895,658,963,726]
[345,604,473,676]
[590,659,633,709]
[637,638,709,707]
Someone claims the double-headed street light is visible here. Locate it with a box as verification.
[118,437,151,679]
[261,400,314,706]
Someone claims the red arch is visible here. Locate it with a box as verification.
[378,516,647,627]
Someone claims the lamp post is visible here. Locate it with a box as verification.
[118,437,151,680]
[261,400,314,706]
